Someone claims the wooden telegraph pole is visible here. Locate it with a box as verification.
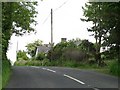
[50,9,53,61]
[51,9,53,47]
[16,40,18,61]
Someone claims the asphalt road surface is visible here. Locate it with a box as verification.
[6,66,119,89]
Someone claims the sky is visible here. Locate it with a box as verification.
[7,0,95,64]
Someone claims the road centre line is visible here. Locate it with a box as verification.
[33,67,85,85]
[31,66,39,68]
[31,66,56,73]
[42,67,46,70]
[42,68,56,73]
[46,69,56,73]
[93,87,100,90]
[64,74,85,85]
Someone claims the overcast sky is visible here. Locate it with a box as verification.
[7,0,95,64]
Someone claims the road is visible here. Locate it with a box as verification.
[6,66,119,89]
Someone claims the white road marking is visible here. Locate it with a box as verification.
[32,67,85,85]
[93,87,100,90]
[42,68,56,73]
[31,67,56,73]
[31,66,39,68]
[46,69,56,73]
[64,74,85,85]
[42,67,46,70]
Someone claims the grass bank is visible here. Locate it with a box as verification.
[15,59,120,77]
[2,60,11,88]
[0,75,1,90]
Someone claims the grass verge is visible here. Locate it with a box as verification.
[0,75,2,90]
[2,60,11,88]
[15,59,120,77]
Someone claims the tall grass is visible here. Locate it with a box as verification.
[0,75,1,90]
[2,60,11,88]
[15,58,120,77]
[109,60,120,77]
[0,66,1,89]
[15,59,99,69]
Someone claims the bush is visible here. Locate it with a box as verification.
[88,59,96,65]
[27,61,42,66]
[2,60,11,88]
[41,59,50,66]
[17,50,29,61]
[14,60,27,66]
[36,52,46,60]
[62,60,80,67]
[63,48,88,62]
[31,56,36,60]
[109,60,120,77]
[15,59,51,66]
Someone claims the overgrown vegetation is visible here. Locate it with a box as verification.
[81,2,120,76]
[2,60,11,88]
[8,2,120,86]
[15,57,119,77]
[2,2,38,88]
[25,40,43,57]
[15,38,120,77]
[17,50,29,61]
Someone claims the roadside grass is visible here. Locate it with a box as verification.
[0,75,2,90]
[15,59,120,77]
[0,57,1,89]
[2,60,11,88]
[84,59,120,77]
[109,60,120,77]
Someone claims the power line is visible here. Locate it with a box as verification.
[42,0,69,24]
[42,13,51,24]
[54,0,69,12]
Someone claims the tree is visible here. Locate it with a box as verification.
[17,50,29,60]
[47,42,68,60]
[102,2,120,63]
[47,38,89,62]
[78,39,96,54]
[81,2,120,65]
[2,2,38,88]
[67,39,79,48]
[36,52,46,60]
[81,2,106,66]
[2,2,38,61]
[26,40,43,57]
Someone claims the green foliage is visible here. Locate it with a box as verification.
[14,60,27,66]
[63,48,88,62]
[41,59,50,66]
[109,60,120,77]
[31,56,36,61]
[26,40,43,57]
[61,60,80,67]
[2,2,38,61]
[47,42,68,60]
[2,2,38,88]
[81,2,120,65]
[36,52,46,60]
[2,2,38,35]
[17,50,29,60]
[2,60,11,88]
[48,39,95,63]
[15,59,50,66]
[79,39,95,53]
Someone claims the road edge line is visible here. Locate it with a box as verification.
[63,74,85,85]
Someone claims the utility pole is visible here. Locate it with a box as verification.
[51,8,53,47]
[16,40,18,61]
[50,9,53,62]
